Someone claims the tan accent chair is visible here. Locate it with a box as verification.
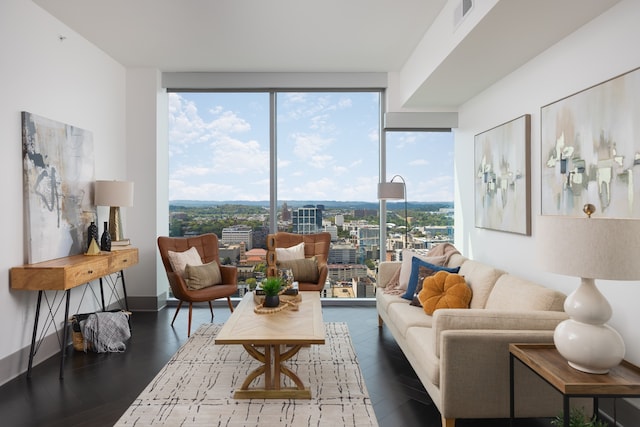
[266,232,331,292]
[157,233,237,337]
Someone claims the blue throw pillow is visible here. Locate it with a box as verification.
[402,257,461,301]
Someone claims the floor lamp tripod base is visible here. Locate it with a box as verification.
[553,278,625,374]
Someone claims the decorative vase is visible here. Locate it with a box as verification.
[264,295,280,308]
[100,221,111,251]
[87,221,98,250]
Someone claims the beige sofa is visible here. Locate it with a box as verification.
[376,252,571,427]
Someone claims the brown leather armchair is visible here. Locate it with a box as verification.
[157,233,237,337]
[266,232,331,292]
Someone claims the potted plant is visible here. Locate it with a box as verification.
[551,408,608,427]
[261,276,283,307]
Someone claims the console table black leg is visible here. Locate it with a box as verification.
[120,270,129,311]
[564,396,570,427]
[59,290,70,379]
[27,291,43,379]
[99,277,106,311]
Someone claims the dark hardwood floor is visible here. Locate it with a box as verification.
[0,303,556,427]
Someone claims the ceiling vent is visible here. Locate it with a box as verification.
[454,0,474,28]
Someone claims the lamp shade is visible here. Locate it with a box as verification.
[377,182,405,200]
[537,215,640,281]
[94,180,134,207]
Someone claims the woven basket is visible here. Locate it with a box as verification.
[70,310,131,352]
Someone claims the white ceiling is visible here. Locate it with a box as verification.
[33,0,619,109]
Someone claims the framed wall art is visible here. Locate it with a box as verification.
[21,112,96,264]
[541,66,640,218]
[474,114,531,235]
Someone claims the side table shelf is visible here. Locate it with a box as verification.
[509,343,640,427]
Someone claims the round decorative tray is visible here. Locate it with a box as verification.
[253,301,297,314]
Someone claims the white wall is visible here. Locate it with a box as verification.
[454,0,640,366]
[0,0,126,381]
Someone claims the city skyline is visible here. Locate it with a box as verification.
[168,91,454,203]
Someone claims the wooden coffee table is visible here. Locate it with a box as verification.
[215,291,325,399]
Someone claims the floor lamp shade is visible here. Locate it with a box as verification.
[537,215,640,373]
[377,182,405,200]
[94,180,134,242]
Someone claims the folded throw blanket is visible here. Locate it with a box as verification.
[81,311,131,353]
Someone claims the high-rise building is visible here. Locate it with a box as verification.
[221,225,253,249]
[292,205,324,234]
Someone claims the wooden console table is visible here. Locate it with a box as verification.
[509,343,640,427]
[11,247,138,378]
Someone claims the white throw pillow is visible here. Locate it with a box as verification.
[397,249,446,290]
[276,242,305,261]
[167,246,203,278]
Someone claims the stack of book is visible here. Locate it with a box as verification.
[254,281,299,296]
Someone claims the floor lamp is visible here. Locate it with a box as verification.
[537,205,640,373]
[378,175,407,249]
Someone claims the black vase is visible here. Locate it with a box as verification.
[264,295,280,308]
[87,221,98,250]
[100,221,111,251]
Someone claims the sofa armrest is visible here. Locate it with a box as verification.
[377,261,401,288]
[438,329,567,420]
[433,309,568,357]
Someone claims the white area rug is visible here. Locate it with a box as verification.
[115,322,378,426]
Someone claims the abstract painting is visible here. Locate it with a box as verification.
[22,112,96,264]
[541,67,640,218]
[474,114,531,235]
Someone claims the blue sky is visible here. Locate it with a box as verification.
[168,92,454,203]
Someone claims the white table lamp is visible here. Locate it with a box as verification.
[537,205,640,374]
[94,180,134,242]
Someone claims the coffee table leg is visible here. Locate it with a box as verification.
[235,343,310,399]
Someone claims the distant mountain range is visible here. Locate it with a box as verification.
[170,200,453,210]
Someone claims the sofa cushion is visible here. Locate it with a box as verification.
[406,326,440,386]
[457,260,505,309]
[386,301,433,338]
[376,289,407,313]
[485,275,566,311]
[418,271,472,315]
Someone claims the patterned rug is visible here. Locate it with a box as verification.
[115,322,378,426]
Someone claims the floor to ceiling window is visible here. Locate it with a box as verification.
[384,131,455,257]
[167,89,453,299]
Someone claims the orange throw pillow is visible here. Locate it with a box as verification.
[418,271,472,315]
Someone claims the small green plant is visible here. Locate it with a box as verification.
[550,408,608,427]
[261,276,283,296]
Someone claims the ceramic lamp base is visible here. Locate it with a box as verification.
[553,277,625,374]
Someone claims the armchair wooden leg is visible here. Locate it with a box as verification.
[378,315,384,328]
[226,296,234,312]
[208,301,214,321]
[187,302,193,337]
[171,301,183,326]
[442,417,455,427]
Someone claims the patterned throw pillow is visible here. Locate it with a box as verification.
[184,261,222,290]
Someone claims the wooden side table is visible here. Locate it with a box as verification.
[11,248,138,378]
[509,344,640,427]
